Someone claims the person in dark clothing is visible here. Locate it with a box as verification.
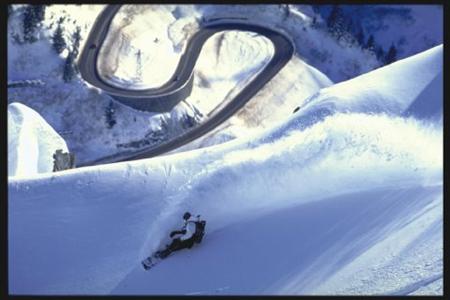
[156,212,205,258]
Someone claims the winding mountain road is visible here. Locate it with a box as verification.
[78,4,294,166]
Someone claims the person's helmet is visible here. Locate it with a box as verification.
[183,212,191,220]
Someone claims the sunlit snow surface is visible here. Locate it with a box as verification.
[8,45,442,295]
[97,5,184,89]
[8,102,68,177]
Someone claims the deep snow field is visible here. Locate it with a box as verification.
[8,4,443,296]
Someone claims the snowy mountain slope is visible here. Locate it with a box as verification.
[186,43,441,152]
[8,5,104,80]
[309,5,443,61]
[195,4,380,82]
[10,2,427,165]
[8,111,442,294]
[310,187,442,295]
[7,5,205,164]
[174,54,333,152]
[8,45,442,294]
[8,102,68,177]
[8,4,296,164]
[290,44,442,132]
[97,5,183,89]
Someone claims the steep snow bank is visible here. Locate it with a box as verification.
[8,102,68,177]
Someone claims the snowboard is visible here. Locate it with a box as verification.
[141,249,170,270]
[141,255,160,270]
[141,219,206,270]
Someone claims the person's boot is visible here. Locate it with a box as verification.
[159,249,171,259]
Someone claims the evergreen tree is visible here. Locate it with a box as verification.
[135,49,142,81]
[385,44,397,64]
[23,6,38,42]
[326,5,338,28]
[365,34,374,50]
[57,16,66,25]
[356,28,365,46]
[71,26,82,75]
[63,51,76,82]
[105,100,117,128]
[22,5,46,43]
[34,5,46,23]
[71,26,82,57]
[283,4,290,19]
[375,45,385,61]
[52,22,66,54]
[327,5,346,41]
[346,19,353,34]
[312,5,321,15]
[62,26,83,82]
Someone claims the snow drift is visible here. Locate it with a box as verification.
[8,102,69,177]
[8,44,442,295]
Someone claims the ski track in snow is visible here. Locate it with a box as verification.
[388,274,442,295]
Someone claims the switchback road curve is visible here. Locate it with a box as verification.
[78,4,294,166]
